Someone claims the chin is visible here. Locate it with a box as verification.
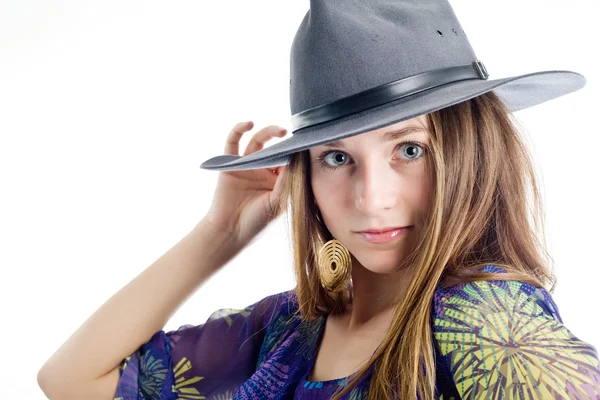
[352,253,406,275]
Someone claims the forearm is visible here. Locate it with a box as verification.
[37,218,240,387]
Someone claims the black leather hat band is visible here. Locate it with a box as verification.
[291,60,489,133]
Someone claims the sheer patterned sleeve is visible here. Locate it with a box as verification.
[433,273,600,399]
[113,290,297,400]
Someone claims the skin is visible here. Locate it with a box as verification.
[308,115,433,333]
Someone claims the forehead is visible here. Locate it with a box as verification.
[313,116,429,150]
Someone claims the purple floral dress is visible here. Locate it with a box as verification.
[113,266,600,399]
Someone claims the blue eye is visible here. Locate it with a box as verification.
[316,141,427,171]
[400,143,423,160]
[323,152,350,168]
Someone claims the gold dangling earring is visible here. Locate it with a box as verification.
[317,239,352,296]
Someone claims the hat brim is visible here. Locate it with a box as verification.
[200,70,585,171]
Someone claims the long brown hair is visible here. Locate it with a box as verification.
[272,91,556,399]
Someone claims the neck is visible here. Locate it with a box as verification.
[341,260,411,332]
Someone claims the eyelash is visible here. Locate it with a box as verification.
[315,141,427,171]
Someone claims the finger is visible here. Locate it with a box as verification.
[224,121,254,155]
[243,126,287,156]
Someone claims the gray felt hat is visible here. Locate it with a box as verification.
[200,0,585,172]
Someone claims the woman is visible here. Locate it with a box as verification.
[38,1,600,399]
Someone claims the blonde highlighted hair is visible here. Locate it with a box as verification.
[272,91,555,399]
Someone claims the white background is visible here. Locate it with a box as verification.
[1,1,598,397]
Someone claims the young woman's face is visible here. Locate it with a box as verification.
[309,115,433,274]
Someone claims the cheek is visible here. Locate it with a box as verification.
[311,171,342,201]
[410,175,433,214]
[312,176,347,221]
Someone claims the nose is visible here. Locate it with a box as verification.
[354,159,398,214]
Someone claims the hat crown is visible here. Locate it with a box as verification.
[289,0,478,114]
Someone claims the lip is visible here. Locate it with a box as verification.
[356,226,411,233]
[356,226,412,244]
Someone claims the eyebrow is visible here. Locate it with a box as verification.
[322,126,426,149]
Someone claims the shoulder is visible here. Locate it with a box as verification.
[241,289,303,339]
[432,264,565,346]
[255,289,317,367]
[433,264,561,323]
[255,289,300,321]
[202,289,300,326]
[432,265,600,399]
